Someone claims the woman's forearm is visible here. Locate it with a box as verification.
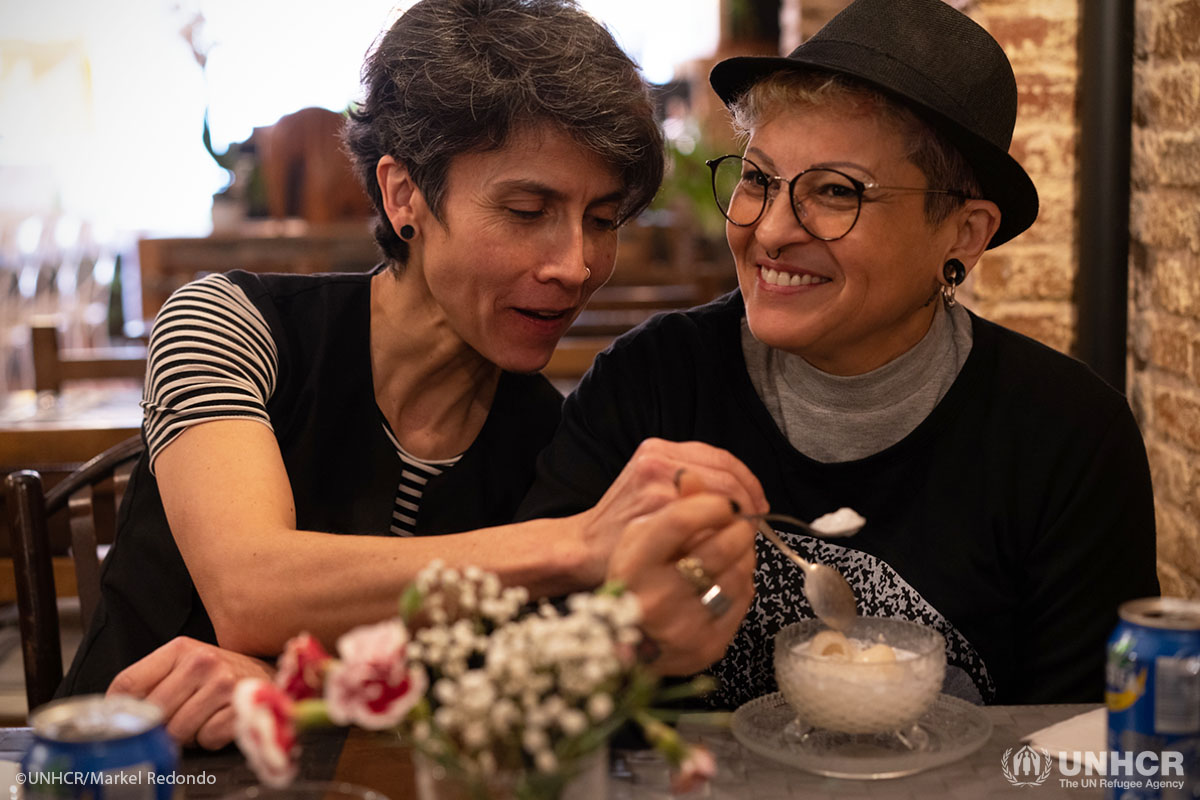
[199,516,590,655]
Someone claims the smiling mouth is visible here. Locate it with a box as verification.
[760,266,831,288]
[515,308,571,321]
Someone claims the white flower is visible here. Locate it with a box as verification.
[587,693,613,722]
[433,679,457,705]
[535,750,558,774]
[434,706,458,732]
[461,720,490,750]
[559,708,588,736]
[522,726,549,755]
[489,698,520,733]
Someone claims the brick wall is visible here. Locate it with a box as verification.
[780,0,1200,597]
[962,0,1080,355]
[1130,0,1200,598]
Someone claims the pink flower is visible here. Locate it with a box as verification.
[670,744,717,794]
[233,679,299,788]
[325,619,427,730]
[275,632,331,700]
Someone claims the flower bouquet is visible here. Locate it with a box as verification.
[232,561,717,799]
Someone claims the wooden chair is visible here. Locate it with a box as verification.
[568,283,711,337]
[31,323,147,394]
[5,435,144,712]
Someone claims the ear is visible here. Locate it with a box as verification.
[376,155,420,233]
[946,199,1002,277]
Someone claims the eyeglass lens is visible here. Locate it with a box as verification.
[710,156,863,240]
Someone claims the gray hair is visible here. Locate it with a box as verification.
[343,0,665,265]
[729,70,981,226]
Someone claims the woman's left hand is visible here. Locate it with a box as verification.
[607,474,756,676]
[108,637,275,750]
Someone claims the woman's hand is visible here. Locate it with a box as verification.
[607,472,757,676]
[107,637,275,750]
[574,438,766,586]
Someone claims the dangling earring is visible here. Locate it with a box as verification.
[941,258,965,308]
[399,224,415,241]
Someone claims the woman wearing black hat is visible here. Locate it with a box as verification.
[520,0,1158,706]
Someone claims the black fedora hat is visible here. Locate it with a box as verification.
[710,0,1038,248]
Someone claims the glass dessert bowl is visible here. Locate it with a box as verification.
[774,617,946,737]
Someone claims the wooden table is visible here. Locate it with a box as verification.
[0,387,142,468]
[0,385,143,601]
[0,704,1111,798]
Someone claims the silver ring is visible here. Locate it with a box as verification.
[584,267,592,280]
[699,583,732,617]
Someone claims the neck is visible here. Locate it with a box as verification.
[804,302,938,376]
[370,267,501,460]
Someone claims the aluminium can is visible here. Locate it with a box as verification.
[1105,597,1200,800]
[20,694,179,800]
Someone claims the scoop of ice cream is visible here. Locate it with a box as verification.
[809,630,852,659]
[810,507,866,536]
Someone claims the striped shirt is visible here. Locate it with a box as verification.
[142,272,456,536]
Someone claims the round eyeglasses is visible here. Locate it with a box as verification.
[706,154,970,241]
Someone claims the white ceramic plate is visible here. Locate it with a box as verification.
[731,692,992,780]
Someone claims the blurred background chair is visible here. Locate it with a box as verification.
[4,435,144,712]
[258,106,372,225]
[31,322,147,395]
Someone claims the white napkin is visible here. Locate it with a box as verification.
[1024,707,1106,766]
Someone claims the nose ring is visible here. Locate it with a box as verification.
[766,247,782,260]
[584,267,591,280]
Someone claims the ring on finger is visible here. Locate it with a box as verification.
[699,583,733,618]
[676,556,714,594]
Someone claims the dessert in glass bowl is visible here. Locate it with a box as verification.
[774,618,946,748]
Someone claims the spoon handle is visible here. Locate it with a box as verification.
[744,511,862,539]
[754,521,814,573]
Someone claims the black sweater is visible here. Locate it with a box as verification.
[519,291,1158,706]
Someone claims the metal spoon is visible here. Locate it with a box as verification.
[742,511,865,539]
[753,521,858,631]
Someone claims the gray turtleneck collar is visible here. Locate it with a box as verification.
[742,302,973,463]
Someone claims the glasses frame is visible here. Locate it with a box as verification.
[705,154,971,241]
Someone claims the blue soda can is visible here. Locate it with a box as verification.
[20,694,179,800]
[1105,597,1200,800]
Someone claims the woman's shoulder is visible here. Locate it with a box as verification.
[969,312,1132,423]
[604,289,744,359]
[219,268,377,304]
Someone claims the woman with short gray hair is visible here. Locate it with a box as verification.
[61,0,766,748]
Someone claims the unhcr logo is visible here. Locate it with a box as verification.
[1000,746,1188,790]
[1001,745,1054,786]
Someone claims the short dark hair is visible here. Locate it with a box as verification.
[343,0,665,265]
[729,70,981,226]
